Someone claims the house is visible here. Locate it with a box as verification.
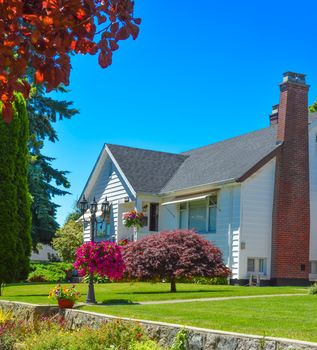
[79,72,317,286]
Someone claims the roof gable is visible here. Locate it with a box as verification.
[106,144,187,194]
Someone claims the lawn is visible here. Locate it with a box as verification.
[0,282,304,304]
[83,295,317,342]
[0,282,314,342]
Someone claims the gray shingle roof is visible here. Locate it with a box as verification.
[108,112,316,194]
[161,126,279,193]
[107,144,187,194]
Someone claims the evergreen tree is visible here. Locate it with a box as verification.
[15,95,32,280]
[27,84,78,249]
[0,95,31,291]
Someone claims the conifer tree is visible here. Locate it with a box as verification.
[15,95,32,280]
[27,84,78,248]
[0,95,31,291]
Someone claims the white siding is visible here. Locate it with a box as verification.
[83,156,135,242]
[309,123,317,261]
[214,185,241,273]
[239,158,276,280]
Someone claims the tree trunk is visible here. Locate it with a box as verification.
[170,277,176,293]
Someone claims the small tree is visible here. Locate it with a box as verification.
[52,220,83,263]
[74,241,125,280]
[122,230,231,292]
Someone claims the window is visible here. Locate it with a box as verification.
[149,203,159,231]
[258,259,266,274]
[247,258,255,273]
[95,221,112,240]
[179,203,187,229]
[189,200,206,233]
[247,258,267,275]
[208,196,217,233]
[178,195,217,233]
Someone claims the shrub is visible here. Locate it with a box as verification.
[22,320,148,350]
[82,274,110,284]
[52,220,83,263]
[28,262,73,283]
[309,282,317,295]
[129,340,164,350]
[170,329,188,350]
[0,310,31,350]
[0,309,13,324]
[122,230,231,292]
[192,276,228,285]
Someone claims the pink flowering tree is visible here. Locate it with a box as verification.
[122,230,231,292]
[74,241,125,281]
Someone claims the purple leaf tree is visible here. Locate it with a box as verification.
[122,230,231,292]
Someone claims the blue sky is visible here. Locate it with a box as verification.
[44,0,317,225]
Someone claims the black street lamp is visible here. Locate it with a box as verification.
[79,195,112,304]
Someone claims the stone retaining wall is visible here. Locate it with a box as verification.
[0,300,316,350]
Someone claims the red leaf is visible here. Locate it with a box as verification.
[134,18,141,25]
[98,50,112,68]
[115,26,130,41]
[31,30,41,44]
[97,13,107,25]
[110,22,119,34]
[109,40,119,51]
[34,70,44,84]
[129,23,139,40]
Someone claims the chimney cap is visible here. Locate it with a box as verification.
[272,104,279,112]
[282,72,306,84]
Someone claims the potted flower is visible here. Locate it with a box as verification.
[48,284,81,309]
[123,210,145,228]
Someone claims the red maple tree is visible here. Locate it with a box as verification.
[0,0,140,122]
[122,230,231,292]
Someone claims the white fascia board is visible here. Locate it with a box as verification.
[78,144,107,204]
[105,145,136,197]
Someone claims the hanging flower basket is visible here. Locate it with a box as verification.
[123,210,145,228]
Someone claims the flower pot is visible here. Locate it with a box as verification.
[58,299,75,309]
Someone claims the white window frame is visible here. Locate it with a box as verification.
[247,257,267,275]
[177,195,217,233]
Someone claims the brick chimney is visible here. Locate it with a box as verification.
[271,72,310,285]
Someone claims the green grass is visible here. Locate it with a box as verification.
[0,282,314,342]
[83,296,317,342]
[0,282,304,305]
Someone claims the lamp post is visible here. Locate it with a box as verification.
[79,195,111,304]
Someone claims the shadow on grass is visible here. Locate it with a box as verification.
[117,289,231,295]
[100,299,138,306]
[2,293,50,297]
